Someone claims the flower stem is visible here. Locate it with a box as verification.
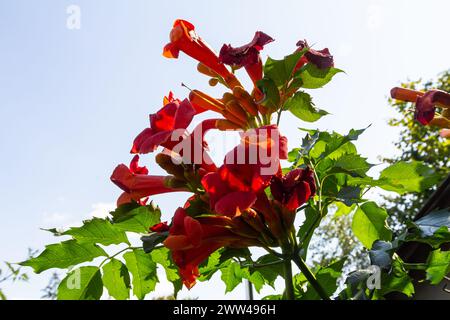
[282,257,295,300]
[292,255,330,300]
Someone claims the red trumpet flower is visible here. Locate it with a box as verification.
[270,167,316,211]
[164,208,236,289]
[415,90,450,125]
[202,125,287,216]
[131,97,196,154]
[111,155,186,206]
[390,87,450,125]
[219,31,274,85]
[294,40,334,72]
[163,19,241,89]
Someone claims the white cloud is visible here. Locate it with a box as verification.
[87,202,116,219]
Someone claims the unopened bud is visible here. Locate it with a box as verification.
[155,153,185,179]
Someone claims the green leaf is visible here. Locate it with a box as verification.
[63,218,129,246]
[331,154,373,178]
[220,261,248,293]
[285,91,329,122]
[123,249,158,300]
[406,226,450,249]
[102,258,131,300]
[426,249,450,285]
[413,208,450,237]
[295,64,344,89]
[352,202,392,248]
[369,240,393,270]
[333,202,356,217]
[150,248,181,295]
[0,289,6,300]
[141,232,168,254]
[57,266,103,300]
[378,161,440,194]
[20,240,107,273]
[150,248,180,282]
[335,186,362,207]
[198,250,222,281]
[293,260,344,299]
[219,247,251,265]
[249,254,284,289]
[302,260,345,300]
[377,256,414,298]
[256,78,280,111]
[113,204,161,234]
[297,207,321,259]
[262,294,283,300]
[306,127,367,162]
[264,50,305,88]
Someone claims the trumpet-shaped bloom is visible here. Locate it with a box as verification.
[414,89,450,125]
[270,167,316,211]
[131,98,196,154]
[111,155,185,206]
[219,32,274,85]
[164,208,237,288]
[163,19,240,88]
[295,40,334,70]
[202,125,287,216]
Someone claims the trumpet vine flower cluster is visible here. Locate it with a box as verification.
[23,19,450,301]
[110,19,334,288]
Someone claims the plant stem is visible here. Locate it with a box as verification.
[292,255,330,300]
[276,110,282,126]
[99,246,140,268]
[282,258,295,300]
[403,262,427,270]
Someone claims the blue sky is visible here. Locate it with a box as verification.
[1,0,449,299]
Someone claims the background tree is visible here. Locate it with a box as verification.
[309,70,450,271]
[382,70,450,234]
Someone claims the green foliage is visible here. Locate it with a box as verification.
[351,202,392,248]
[285,91,329,122]
[382,71,450,231]
[378,161,441,194]
[57,266,103,300]
[296,260,344,300]
[123,248,158,300]
[263,51,306,88]
[102,259,131,300]
[377,256,415,298]
[111,203,161,234]
[295,65,344,89]
[20,240,107,273]
[256,78,280,111]
[220,261,249,293]
[425,249,450,285]
[63,218,129,246]
[21,51,450,301]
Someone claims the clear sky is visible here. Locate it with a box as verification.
[1,0,449,299]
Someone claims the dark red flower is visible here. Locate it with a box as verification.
[270,167,316,211]
[111,156,186,206]
[414,89,450,125]
[219,32,274,67]
[202,125,287,216]
[219,32,274,85]
[131,97,196,154]
[163,19,241,89]
[295,40,334,71]
[150,222,170,233]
